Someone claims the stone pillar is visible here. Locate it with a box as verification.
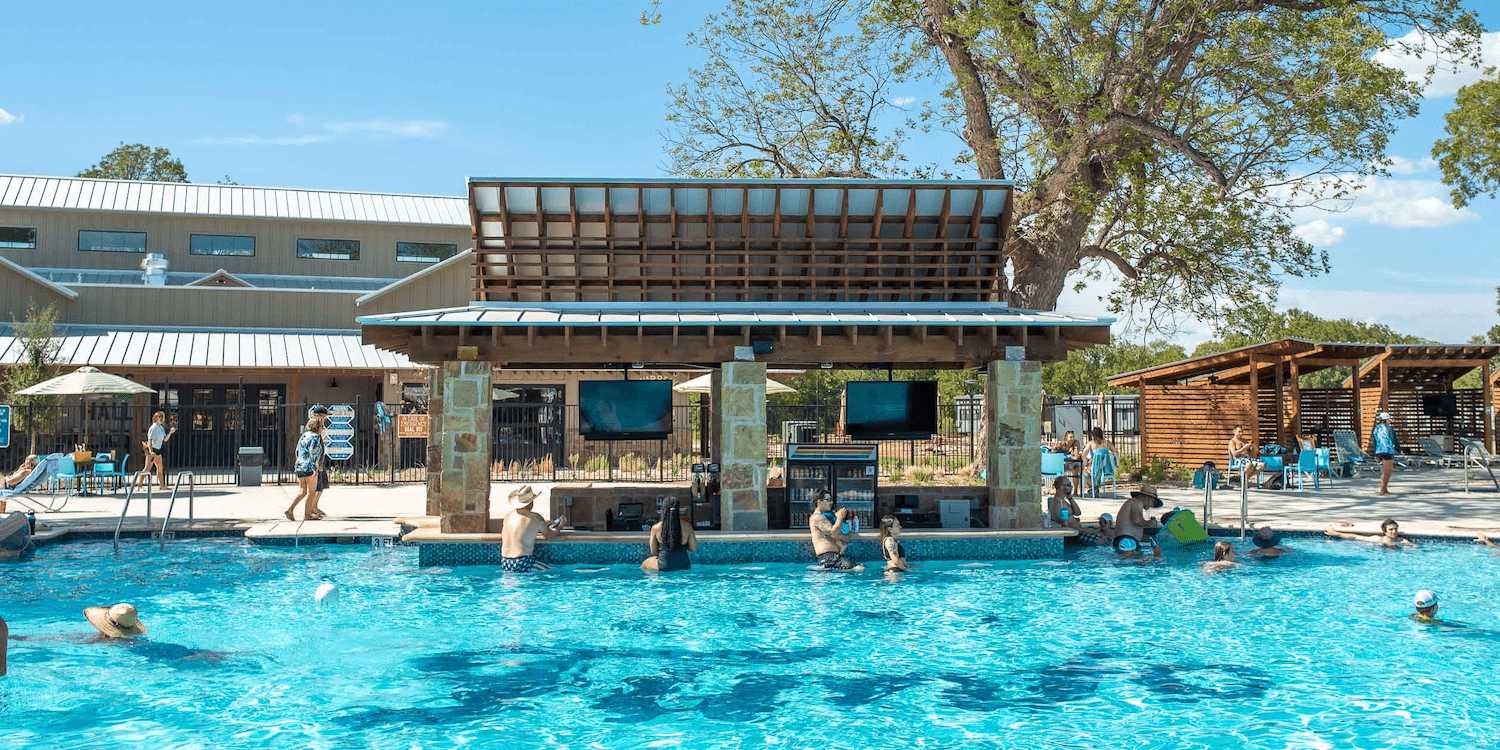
[716,361,768,531]
[426,360,493,533]
[985,355,1044,529]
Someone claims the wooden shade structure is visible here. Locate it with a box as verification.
[1108,339,1500,467]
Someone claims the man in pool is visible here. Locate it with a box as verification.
[1325,518,1416,549]
[1115,484,1164,544]
[809,490,864,572]
[84,602,147,639]
[1247,527,1289,558]
[1412,590,1441,624]
[500,485,566,573]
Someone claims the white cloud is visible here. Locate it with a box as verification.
[1292,219,1346,247]
[888,96,916,107]
[1374,29,1500,98]
[1278,286,1496,342]
[195,134,331,146]
[1383,154,1437,175]
[197,116,447,146]
[1294,174,1476,230]
[0,108,20,126]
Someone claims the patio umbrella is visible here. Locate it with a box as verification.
[17,366,154,448]
[672,373,796,395]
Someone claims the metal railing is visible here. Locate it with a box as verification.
[157,472,195,550]
[112,482,152,552]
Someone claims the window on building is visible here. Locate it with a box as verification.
[396,241,458,263]
[0,227,37,249]
[79,230,147,253]
[297,238,360,261]
[192,388,216,431]
[190,234,256,257]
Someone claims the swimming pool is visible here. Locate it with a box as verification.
[3,537,1499,749]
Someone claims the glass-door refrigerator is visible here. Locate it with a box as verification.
[784,444,879,530]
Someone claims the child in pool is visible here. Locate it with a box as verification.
[1201,541,1239,574]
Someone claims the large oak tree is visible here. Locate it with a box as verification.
[663,0,1480,327]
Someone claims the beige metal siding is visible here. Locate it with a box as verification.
[62,285,361,329]
[0,207,470,279]
[358,256,474,316]
[0,267,75,322]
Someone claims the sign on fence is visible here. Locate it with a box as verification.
[0,404,10,449]
[324,404,355,461]
[397,414,429,439]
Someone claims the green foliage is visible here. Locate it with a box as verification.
[769,368,981,407]
[1043,340,1187,396]
[0,305,62,452]
[663,1,1480,328]
[1145,456,1169,484]
[1434,70,1500,208]
[78,143,188,182]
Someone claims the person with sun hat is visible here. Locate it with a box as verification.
[83,603,147,639]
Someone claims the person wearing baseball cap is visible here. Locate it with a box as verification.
[1411,590,1440,623]
[1371,411,1399,496]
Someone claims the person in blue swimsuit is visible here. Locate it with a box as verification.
[642,500,697,572]
[1371,411,1399,495]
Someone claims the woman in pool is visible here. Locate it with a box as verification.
[641,500,697,572]
[879,516,910,574]
[1325,518,1416,549]
[1201,541,1239,573]
[1247,527,1289,558]
[1047,476,1084,531]
[84,602,146,639]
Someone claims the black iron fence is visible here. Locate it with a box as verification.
[1046,395,1141,460]
[768,401,983,483]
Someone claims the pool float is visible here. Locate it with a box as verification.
[1158,509,1209,546]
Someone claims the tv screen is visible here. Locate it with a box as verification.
[1421,392,1458,419]
[579,380,674,440]
[845,381,939,439]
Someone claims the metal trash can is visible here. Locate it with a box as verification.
[237,446,265,487]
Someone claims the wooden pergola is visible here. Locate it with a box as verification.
[1108,339,1500,467]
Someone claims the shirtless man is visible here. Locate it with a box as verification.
[500,485,565,573]
[1114,484,1164,547]
[1227,426,1262,486]
[809,491,863,572]
[1325,518,1416,549]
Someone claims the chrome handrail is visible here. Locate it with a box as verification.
[112,482,153,552]
[158,472,196,551]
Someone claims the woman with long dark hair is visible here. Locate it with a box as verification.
[642,500,697,572]
[879,516,910,573]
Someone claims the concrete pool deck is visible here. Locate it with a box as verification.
[14,467,1500,544]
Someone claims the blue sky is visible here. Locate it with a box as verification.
[1,1,1496,344]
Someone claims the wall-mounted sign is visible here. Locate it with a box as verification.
[324,404,356,461]
[0,404,10,449]
[397,413,430,439]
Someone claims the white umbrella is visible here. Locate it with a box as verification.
[672,373,796,395]
[17,366,153,449]
[16,366,154,397]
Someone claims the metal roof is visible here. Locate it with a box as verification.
[0,174,468,227]
[0,255,79,300]
[0,326,417,371]
[358,301,1111,328]
[355,249,473,306]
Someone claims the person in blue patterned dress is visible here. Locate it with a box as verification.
[1371,411,1399,496]
[284,416,325,521]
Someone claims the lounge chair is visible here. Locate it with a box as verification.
[0,455,64,512]
[1417,437,1463,469]
[1331,430,1383,474]
[1459,438,1500,467]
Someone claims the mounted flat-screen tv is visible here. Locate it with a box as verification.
[579,380,673,441]
[1421,392,1458,419]
[845,381,939,439]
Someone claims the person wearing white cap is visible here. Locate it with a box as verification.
[1412,590,1440,623]
[1371,411,1398,495]
[499,485,565,573]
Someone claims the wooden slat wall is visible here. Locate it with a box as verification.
[1358,388,1487,450]
[1142,384,1254,467]
[1298,388,1356,448]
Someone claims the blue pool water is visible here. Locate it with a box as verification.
[3,537,1500,749]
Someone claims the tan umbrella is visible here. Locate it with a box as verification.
[672,373,796,395]
[17,366,154,448]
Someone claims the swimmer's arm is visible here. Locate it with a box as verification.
[1324,527,1369,541]
[812,514,845,542]
[685,526,699,552]
[525,511,563,538]
[1477,533,1498,549]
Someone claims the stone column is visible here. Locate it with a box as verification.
[716,361,768,531]
[426,360,493,533]
[985,354,1044,529]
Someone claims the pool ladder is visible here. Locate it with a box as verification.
[156,472,196,550]
[110,472,195,552]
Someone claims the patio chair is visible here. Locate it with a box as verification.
[1331,430,1382,475]
[0,455,64,512]
[1314,448,1335,487]
[92,452,130,493]
[1041,451,1067,484]
[1285,449,1320,492]
[1417,437,1463,469]
[48,454,81,494]
[1087,447,1118,497]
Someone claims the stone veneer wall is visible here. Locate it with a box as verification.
[426,360,493,533]
[985,356,1044,529]
[715,362,769,530]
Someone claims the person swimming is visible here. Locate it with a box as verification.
[84,603,146,639]
[1201,541,1239,573]
[879,516,910,574]
[641,500,697,572]
[1412,590,1441,624]
[1325,518,1416,549]
[1247,527,1289,558]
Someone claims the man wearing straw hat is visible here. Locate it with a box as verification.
[1114,484,1166,549]
[500,485,566,573]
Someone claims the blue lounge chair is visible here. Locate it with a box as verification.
[1331,430,1382,475]
[0,455,63,512]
